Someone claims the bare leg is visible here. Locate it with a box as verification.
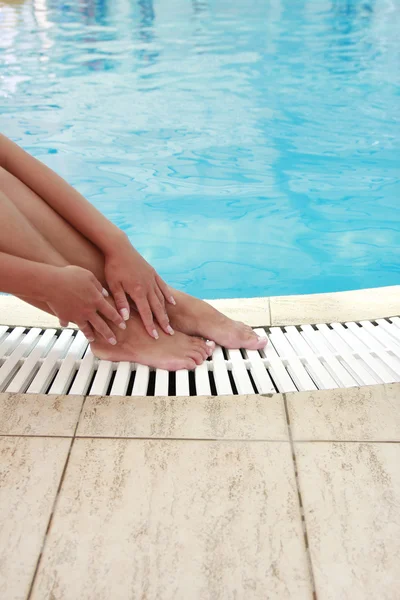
[0,171,213,369]
[166,290,267,350]
[0,167,266,351]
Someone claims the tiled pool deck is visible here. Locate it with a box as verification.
[0,286,399,599]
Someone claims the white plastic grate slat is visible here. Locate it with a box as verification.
[0,326,9,344]
[257,328,297,393]
[269,328,317,392]
[211,346,232,396]
[331,323,396,384]
[175,370,190,396]
[48,331,88,395]
[69,347,95,395]
[375,320,400,353]
[226,348,255,395]
[243,347,275,394]
[154,369,169,396]
[6,329,57,393]
[0,328,42,392]
[89,360,113,396]
[347,322,400,379]
[385,318,400,340]
[194,362,211,396]
[0,327,25,358]
[27,330,74,394]
[314,324,377,387]
[110,362,131,396]
[0,320,398,396]
[284,326,337,390]
[131,364,150,396]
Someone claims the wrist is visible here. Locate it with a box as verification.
[101,227,129,256]
[35,265,67,302]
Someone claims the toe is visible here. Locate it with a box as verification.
[185,359,196,370]
[192,338,209,360]
[206,340,215,356]
[190,348,205,365]
[239,325,268,350]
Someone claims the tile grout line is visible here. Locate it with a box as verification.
[282,392,318,600]
[2,432,399,443]
[26,395,88,600]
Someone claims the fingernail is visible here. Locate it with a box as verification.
[166,325,174,335]
[121,308,129,321]
[87,337,95,343]
[102,288,109,297]
[119,322,127,330]
[108,337,117,345]
[170,296,176,305]
[206,340,215,347]
[152,329,159,340]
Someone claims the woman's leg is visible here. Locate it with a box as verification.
[0,167,105,281]
[0,173,213,369]
[0,167,266,351]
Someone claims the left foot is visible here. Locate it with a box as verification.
[166,290,268,350]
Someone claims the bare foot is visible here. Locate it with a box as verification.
[91,310,215,370]
[167,290,268,350]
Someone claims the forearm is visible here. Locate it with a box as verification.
[0,133,126,253]
[0,252,61,300]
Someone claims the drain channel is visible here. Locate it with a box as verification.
[0,318,399,396]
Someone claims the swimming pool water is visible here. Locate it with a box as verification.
[1,0,399,299]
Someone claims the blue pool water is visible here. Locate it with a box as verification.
[0,0,399,299]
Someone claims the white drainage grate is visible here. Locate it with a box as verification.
[0,318,399,396]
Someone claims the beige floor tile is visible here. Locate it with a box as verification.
[31,439,312,600]
[0,295,271,329]
[206,297,270,326]
[287,384,400,441]
[296,442,400,600]
[0,393,84,436]
[270,285,400,325]
[0,295,62,328]
[0,436,71,600]
[76,394,287,440]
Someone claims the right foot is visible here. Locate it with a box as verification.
[90,310,215,370]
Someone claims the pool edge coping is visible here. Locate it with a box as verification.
[0,285,399,328]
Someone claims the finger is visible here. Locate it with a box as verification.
[134,294,159,339]
[155,274,176,305]
[110,283,130,321]
[89,313,118,345]
[91,277,109,298]
[155,286,165,309]
[150,291,174,335]
[97,295,127,331]
[79,322,95,343]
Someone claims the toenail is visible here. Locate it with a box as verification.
[108,337,117,345]
[166,325,174,335]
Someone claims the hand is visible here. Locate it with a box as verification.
[47,265,126,343]
[104,236,176,339]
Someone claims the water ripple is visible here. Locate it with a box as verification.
[0,0,399,297]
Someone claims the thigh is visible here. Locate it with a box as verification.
[0,167,104,281]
